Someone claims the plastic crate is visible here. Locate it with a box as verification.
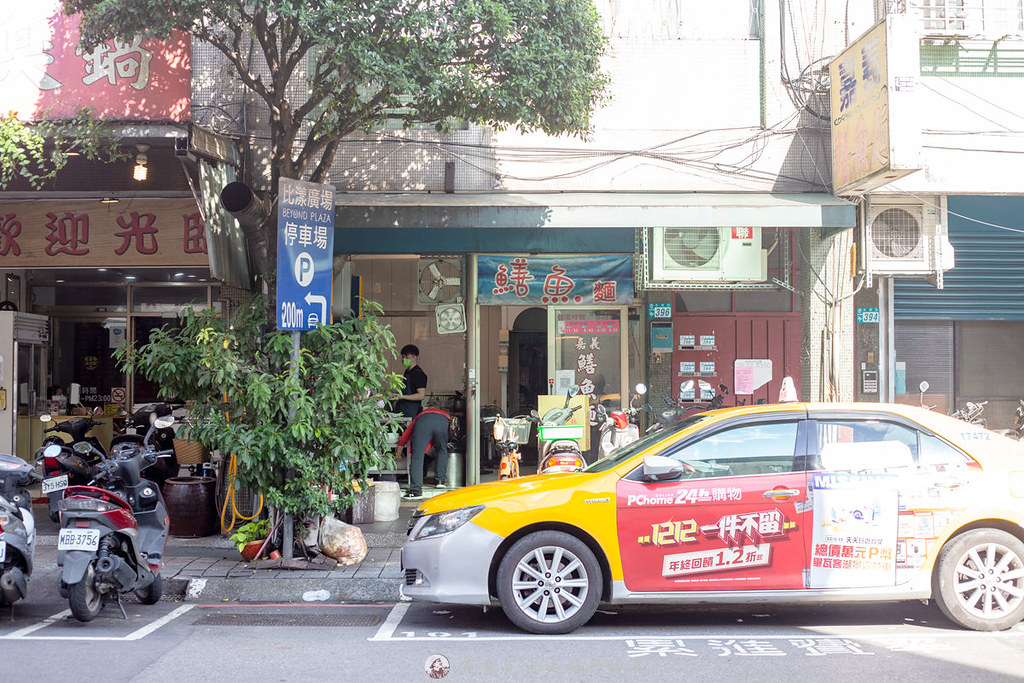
[537,424,585,441]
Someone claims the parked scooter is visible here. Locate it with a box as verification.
[37,414,107,523]
[950,400,988,427]
[535,385,586,474]
[648,380,729,433]
[55,415,175,622]
[111,402,180,490]
[0,453,41,609]
[995,399,1024,440]
[596,383,647,459]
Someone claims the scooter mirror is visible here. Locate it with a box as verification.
[568,384,580,396]
[530,409,541,419]
[73,441,91,454]
[679,380,695,393]
[39,413,52,423]
[697,380,713,392]
[635,383,647,396]
[43,444,62,458]
[153,415,175,429]
[919,381,930,393]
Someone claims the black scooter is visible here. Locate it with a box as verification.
[0,453,41,609]
[37,415,107,523]
[110,403,180,491]
[55,415,174,622]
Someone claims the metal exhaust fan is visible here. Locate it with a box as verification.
[417,258,464,304]
[435,303,467,334]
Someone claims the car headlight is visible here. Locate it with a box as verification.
[412,505,484,541]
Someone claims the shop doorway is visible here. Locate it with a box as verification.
[507,308,546,470]
[509,308,547,416]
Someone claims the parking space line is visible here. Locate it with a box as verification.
[369,602,410,641]
[2,610,71,639]
[0,605,193,641]
[123,604,194,640]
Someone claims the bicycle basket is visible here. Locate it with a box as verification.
[508,418,532,444]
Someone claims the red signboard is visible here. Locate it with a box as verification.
[2,1,190,121]
[0,199,208,267]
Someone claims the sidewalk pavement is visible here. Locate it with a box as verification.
[31,492,432,605]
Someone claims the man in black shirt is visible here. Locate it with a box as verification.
[395,344,427,418]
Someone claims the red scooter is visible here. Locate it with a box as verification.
[55,415,175,622]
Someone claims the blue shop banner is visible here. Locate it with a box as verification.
[478,254,634,305]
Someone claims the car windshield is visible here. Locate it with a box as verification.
[585,414,711,473]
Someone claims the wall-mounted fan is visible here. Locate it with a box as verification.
[435,303,467,334]
[417,258,464,304]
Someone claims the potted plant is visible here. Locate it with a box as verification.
[230,519,271,561]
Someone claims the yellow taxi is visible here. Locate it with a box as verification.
[401,402,1024,634]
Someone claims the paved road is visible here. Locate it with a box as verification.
[2,594,1022,681]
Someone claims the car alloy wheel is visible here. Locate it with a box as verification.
[934,529,1024,631]
[497,530,602,634]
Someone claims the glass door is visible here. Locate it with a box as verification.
[548,306,628,459]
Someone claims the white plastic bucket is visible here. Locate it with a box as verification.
[373,480,400,522]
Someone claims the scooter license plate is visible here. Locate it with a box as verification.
[42,475,68,495]
[0,540,6,562]
[58,528,100,552]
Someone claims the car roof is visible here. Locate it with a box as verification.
[699,401,1024,460]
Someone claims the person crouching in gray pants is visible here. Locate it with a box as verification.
[396,408,451,500]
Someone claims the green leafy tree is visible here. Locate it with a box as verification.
[63,0,609,187]
[0,108,127,189]
[115,295,405,518]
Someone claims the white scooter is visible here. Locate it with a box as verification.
[535,385,586,474]
[596,383,647,459]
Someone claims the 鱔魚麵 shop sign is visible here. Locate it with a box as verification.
[0,200,208,268]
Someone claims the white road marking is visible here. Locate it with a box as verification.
[367,604,1024,642]
[124,604,194,640]
[2,609,71,638]
[369,602,411,641]
[0,604,194,641]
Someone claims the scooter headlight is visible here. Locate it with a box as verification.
[411,505,484,541]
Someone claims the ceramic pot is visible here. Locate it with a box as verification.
[240,539,266,561]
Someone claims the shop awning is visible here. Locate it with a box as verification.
[333,192,856,254]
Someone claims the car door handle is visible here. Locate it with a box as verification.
[763,488,800,499]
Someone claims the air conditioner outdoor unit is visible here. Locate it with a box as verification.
[865,197,954,277]
[650,227,768,282]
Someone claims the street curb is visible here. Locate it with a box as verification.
[171,576,402,603]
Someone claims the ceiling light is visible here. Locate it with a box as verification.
[125,275,137,281]
[99,196,119,204]
[173,272,184,278]
[133,144,149,182]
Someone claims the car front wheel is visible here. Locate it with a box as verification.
[496,531,602,635]
[934,528,1024,631]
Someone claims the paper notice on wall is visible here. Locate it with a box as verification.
[554,369,575,395]
[734,359,772,395]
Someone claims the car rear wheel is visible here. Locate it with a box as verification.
[496,531,602,634]
[934,529,1024,631]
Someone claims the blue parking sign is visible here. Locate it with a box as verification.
[276,178,335,330]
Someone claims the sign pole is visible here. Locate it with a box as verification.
[275,177,335,561]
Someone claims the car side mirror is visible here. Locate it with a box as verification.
[641,455,684,482]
